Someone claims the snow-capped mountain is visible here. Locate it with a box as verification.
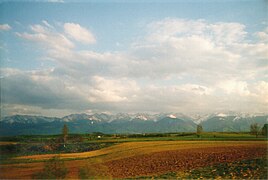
[1,115,60,124]
[168,114,176,119]
[62,113,112,122]
[200,114,268,132]
[0,113,267,135]
[61,113,91,122]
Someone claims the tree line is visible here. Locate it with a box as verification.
[196,123,268,137]
[250,123,267,137]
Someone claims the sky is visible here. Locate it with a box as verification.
[0,0,267,117]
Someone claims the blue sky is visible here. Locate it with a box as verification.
[0,0,267,117]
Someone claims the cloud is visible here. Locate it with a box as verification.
[254,81,268,104]
[255,27,268,43]
[0,24,11,31]
[42,20,54,29]
[88,76,139,103]
[46,0,64,2]
[16,23,74,59]
[178,84,213,95]
[64,23,96,44]
[1,67,267,115]
[0,68,139,112]
[3,19,268,116]
[0,68,89,110]
[129,18,267,84]
[218,80,250,96]
[146,18,246,45]
[16,21,96,61]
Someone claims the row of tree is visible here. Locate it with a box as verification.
[61,123,268,143]
[250,123,267,137]
[196,123,268,137]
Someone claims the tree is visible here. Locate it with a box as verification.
[197,124,203,137]
[250,123,260,138]
[261,124,268,137]
[62,124,68,147]
[32,156,68,179]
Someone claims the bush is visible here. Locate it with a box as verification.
[32,156,68,179]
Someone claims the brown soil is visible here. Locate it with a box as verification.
[104,144,267,178]
[1,141,267,179]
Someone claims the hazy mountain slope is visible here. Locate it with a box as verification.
[0,113,196,135]
[201,115,268,132]
[0,113,267,135]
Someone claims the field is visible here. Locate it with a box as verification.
[0,133,267,179]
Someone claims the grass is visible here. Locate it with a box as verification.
[1,132,265,162]
[0,141,117,165]
[0,133,267,179]
[0,132,266,143]
[0,141,266,178]
[11,141,266,162]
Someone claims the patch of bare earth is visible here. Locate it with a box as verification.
[104,144,267,178]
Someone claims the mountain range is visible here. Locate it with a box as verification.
[0,113,267,136]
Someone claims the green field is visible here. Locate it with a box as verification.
[0,132,267,179]
[0,132,266,159]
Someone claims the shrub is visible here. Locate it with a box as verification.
[32,156,68,179]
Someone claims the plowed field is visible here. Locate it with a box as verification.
[0,141,267,179]
[104,145,266,178]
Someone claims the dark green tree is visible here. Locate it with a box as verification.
[196,124,203,137]
[261,124,268,137]
[32,156,68,179]
[250,123,260,138]
[62,124,68,147]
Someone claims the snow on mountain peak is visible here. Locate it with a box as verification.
[233,116,242,121]
[136,115,148,120]
[168,114,176,119]
[217,113,227,117]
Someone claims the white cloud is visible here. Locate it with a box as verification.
[179,84,213,95]
[88,76,139,103]
[147,18,246,45]
[254,81,268,103]
[4,19,268,115]
[42,20,54,29]
[16,22,75,61]
[255,27,268,43]
[16,24,74,50]
[208,22,246,45]
[130,18,267,86]
[46,0,64,3]
[218,80,250,96]
[0,24,11,31]
[147,18,206,40]
[64,23,96,44]
[16,22,97,63]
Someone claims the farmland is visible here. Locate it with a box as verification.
[0,133,267,179]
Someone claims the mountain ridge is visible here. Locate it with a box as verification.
[0,113,267,136]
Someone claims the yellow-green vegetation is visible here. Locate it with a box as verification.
[32,156,68,179]
[1,132,265,163]
[0,132,267,179]
[0,141,17,145]
[12,140,264,162]
[0,140,267,179]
